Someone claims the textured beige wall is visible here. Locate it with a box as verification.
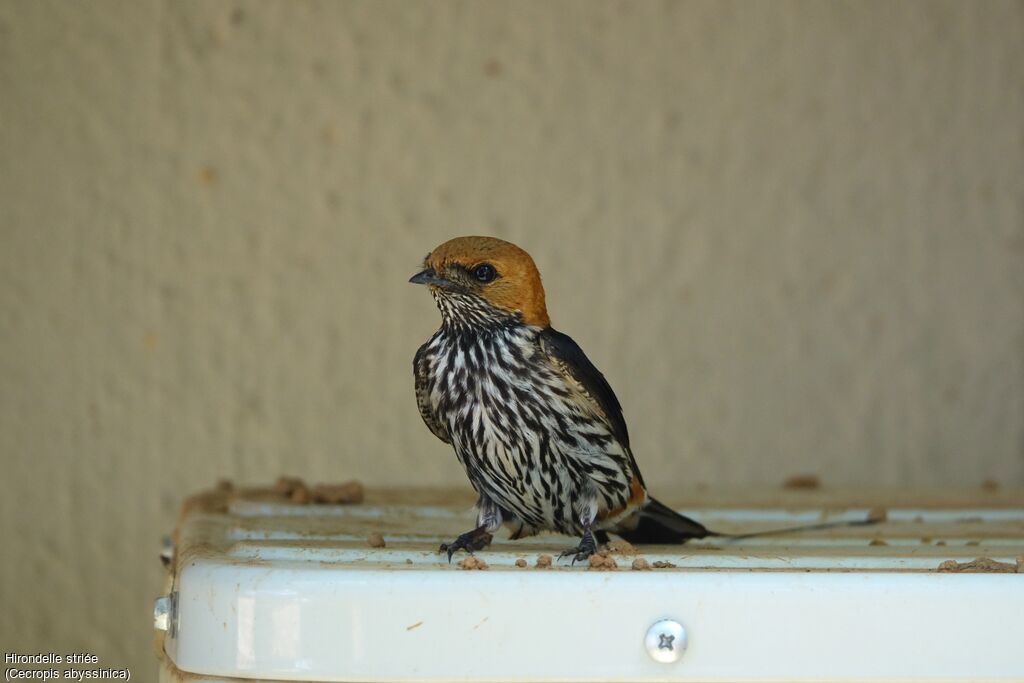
[2,0,1023,675]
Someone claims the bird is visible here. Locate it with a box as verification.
[409,235,714,562]
[410,236,875,562]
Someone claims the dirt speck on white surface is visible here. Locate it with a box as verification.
[783,474,820,490]
[535,554,553,569]
[312,481,365,504]
[272,476,311,503]
[271,476,364,504]
[631,558,651,571]
[605,539,637,555]
[406,621,423,631]
[290,485,311,504]
[937,557,1018,573]
[273,476,302,495]
[588,549,617,571]
[367,532,385,548]
[652,561,677,569]
[869,538,887,546]
[515,558,528,568]
[458,556,488,570]
[866,506,888,523]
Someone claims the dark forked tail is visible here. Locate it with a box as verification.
[615,497,880,545]
[615,497,712,544]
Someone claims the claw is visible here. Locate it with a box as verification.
[437,542,461,563]
[438,526,493,563]
[558,548,590,565]
[558,529,597,565]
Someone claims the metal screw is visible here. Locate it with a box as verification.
[645,619,687,663]
[154,596,171,631]
[154,592,178,635]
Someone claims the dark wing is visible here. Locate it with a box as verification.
[413,341,450,444]
[538,327,644,487]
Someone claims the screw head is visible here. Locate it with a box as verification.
[153,596,171,631]
[645,618,687,663]
[154,592,178,635]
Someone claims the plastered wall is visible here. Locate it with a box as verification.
[2,0,1023,676]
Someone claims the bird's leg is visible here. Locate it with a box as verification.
[559,496,600,564]
[439,525,493,562]
[559,527,598,565]
[439,496,501,562]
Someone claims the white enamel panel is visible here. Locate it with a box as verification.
[164,560,1024,682]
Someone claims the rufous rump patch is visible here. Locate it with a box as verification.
[598,477,647,522]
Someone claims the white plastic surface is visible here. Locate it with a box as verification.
[159,492,1024,682]
[165,563,1024,682]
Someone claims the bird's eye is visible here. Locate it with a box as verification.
[473,263,497,283]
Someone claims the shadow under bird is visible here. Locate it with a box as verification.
[411,236,874,562]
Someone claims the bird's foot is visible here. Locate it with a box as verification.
[439,526,493,563]
[558,529,597,565]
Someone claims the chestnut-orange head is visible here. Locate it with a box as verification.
[409,236,550,327]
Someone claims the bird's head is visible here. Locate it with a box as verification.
[410,236,550,328]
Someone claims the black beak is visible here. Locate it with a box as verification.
[409,268,455,288]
